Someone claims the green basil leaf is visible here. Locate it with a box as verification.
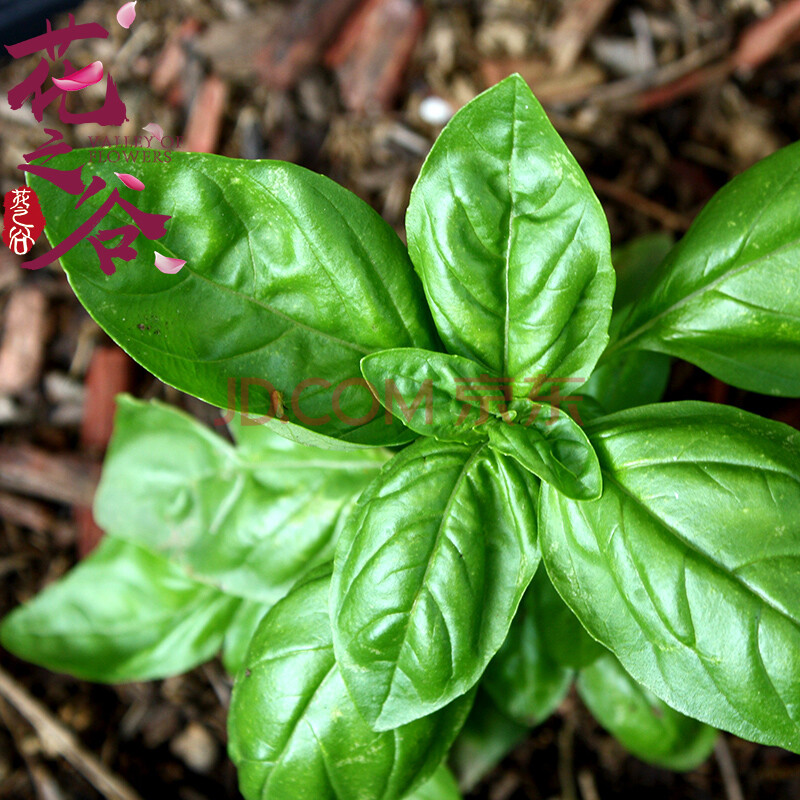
[360,347,503,443]
[30,148,437,445]
[230,412,385,452]
[449,691,527,792]
[221,599,271,676]
[534,565,605,670]
[483,567,573,726]
[228,569,472,800]
[406,766,462,800]
[406,74,614,397]
[486,409,602,500]
[540,401,800,752]
[0,538,238,682]
[95,396,386,603]
[582,350,671,414]
[331,437,539,730]
[578,653,718,771]
[611,233,674,311]
[611,143,800,397]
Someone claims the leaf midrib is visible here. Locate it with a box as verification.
[604,229,800,362]
[54,177,372,357]
[375,442,488,722]
[603,470,800,630]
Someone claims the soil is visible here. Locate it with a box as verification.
[1,0,800,798]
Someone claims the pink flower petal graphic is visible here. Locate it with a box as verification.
[142,122,164,140]
[114,172,145,191]
[116,1,137,29]
[52,61,104,91]
[154,251,186,274]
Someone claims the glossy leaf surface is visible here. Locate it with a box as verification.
[332,437,539,730]
[406,75,614,396]
[228,570,472,800]
[611,232,674,311]
[360,348,496,443]
[486,409,602,500]
[95,396,386,603]
[578,653,718,771]
[483,567,573,726]
[612,143,800,396]
[0,538,238,682]
[582,349,671,415]
[30,149,437,445]
[534,565,605,670]
[540,402,800,751]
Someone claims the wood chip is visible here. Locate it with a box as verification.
[549,0,619,74]
[195,13,280,81]
[0,667,145,800]
[170,722,218,774]
[257,0,363,90]
[0,285,48,395]
[327,0,427,113]
[151,19,202,95]
[482,58,605,105]
[183,75,230,154]
[733,0,800,71]
[0,491,55,534]
[0,444,99,507]
[0,248,20,293]
[80,346,133,454]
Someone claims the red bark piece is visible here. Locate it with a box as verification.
[151,18,202,95]
[635,62,732,113]
[257,0,364,90]
[327,0,426,113]
[183,75,229,153]
[80,345,134,454]
[75,506,104,558]
[77,345,133,557]
[733,0,800,70]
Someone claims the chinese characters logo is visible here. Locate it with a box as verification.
[2,187,45,255]
[3,9,185,275]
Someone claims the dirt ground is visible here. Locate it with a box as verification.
[1,0,800,798]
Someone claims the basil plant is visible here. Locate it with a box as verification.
[5,74,800,798]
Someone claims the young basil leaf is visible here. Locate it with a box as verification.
[406,74,614,397]
[95,396,386,603]
[578,653,718,771]
[448,691,527,792]
[228,569,473,800]
[539,401,800,752]
[610,142,800,397]
[582,349,671,414]
[407,765,462,800]
[483,567,573,726]
[0,538,239,682]
[221,599,271,676]
[29,148,437,446]
[360,347,501,443]
[485,409,602,500]
[611,232,674,311]
[331,437,539,730]
[534,565,605,670]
